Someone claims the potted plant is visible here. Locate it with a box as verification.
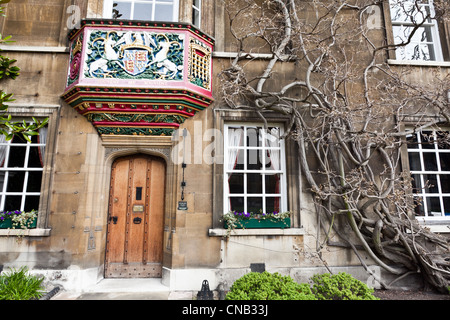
[222,210,291,236]
[0,210,38,229]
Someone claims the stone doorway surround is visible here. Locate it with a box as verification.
[101,134,178,279]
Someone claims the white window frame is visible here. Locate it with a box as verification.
[407,129,450,220]
[103,0,179,21]
[0,132,46,212]
[223,123,287,215]
[389,0,443,62]
[192,0,201,28]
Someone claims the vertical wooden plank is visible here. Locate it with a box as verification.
[106,158,129,266]
[127,155,147,263]
[143,156,151,264]
[147,157,165,264]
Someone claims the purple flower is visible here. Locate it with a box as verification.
[0,216,4,221]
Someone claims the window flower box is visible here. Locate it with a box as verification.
[0,218,12,229]
[222,211,291,236]
[0,210,38,229]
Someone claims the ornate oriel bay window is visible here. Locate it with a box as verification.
[62,19,214,136]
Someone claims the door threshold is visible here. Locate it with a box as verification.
[86,278,169,293]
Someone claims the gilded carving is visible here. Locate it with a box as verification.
[84,30,184,80]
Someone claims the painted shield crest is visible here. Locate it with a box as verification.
[121,49,150,75]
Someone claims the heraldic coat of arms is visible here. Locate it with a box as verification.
[85,30,184,80]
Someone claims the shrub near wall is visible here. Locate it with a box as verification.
[311,272,379,300]
[225,271,379,300]
[225,271,317,300]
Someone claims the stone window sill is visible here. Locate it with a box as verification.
[0,228,51,237]
[208,228,304,237]
[388,59,450,67]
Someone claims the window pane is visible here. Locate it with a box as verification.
[265,127,280,147]
[420,131,435,149]
[192,9,200,27]
[4,195,22,211]
[230,197,244,212]
[408,152,421,171]
[113,1,132,19]
[27,171,43,192]
[411,174,422,192]
[406,133,419,149]
[423,153,437,171]
[426,197,441,216]
[228,127,244,147]
[155,4,174,21]
[6,171,25,192]
[247,127,261,147]
[247,149,261,170]
[444,197,450,216]
[0,172,4,191]
[266,197,280,213]
[247,173,262,194]
[390,1,431,24]
[414,197,425,216]
[396,42,435,61]
[28,146,43,168]
[266,149,280,170]
[265,174,280,194]
[134,3,153,20]
[440,175,450,193]
[228,149,244,170]
[247,197,262,213]
[440,153,450,171]
[7,145,26,167]
[228,173,243,194]
[423,174,438,193]
[24,196,40,212]
[393,27,435,61]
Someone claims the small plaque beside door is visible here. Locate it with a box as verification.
[177,201,188,210]
[133,205,144,213]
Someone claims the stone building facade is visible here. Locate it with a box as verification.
[0,0,448,292]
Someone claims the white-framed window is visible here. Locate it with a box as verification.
[407,130,450,219]
[223,123,287,214]
[192,0,201,27]
[389,0,443,61]
[103,0,179,21]
[0,128,47,212]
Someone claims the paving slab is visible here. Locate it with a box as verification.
[51,278,193,300]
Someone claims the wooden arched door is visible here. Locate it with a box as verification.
[105,154,165,278]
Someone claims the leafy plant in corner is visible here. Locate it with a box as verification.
[0,266,45,300]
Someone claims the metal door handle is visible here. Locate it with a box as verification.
[133,217,142,224]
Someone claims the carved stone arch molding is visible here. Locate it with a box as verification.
[104,146,171,164]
